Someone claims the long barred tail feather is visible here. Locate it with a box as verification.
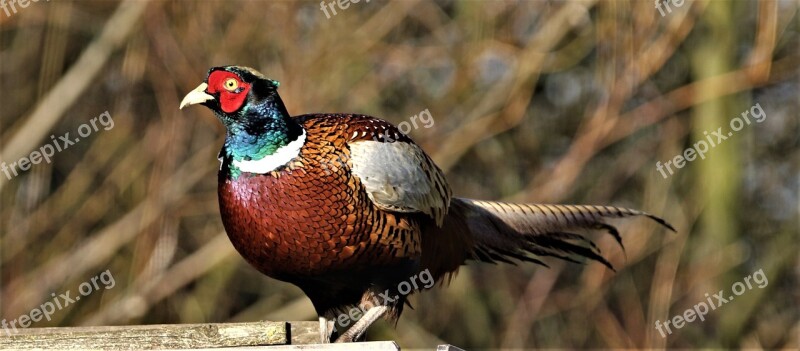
[451,198,675,271]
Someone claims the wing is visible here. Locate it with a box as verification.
[344,116,451,226]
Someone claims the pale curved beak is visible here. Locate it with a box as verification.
[179,83,214,109]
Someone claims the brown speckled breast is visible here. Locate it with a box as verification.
[218,114,423,281]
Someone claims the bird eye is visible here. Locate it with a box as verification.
[223,78,239,92]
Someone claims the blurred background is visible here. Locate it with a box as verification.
[0,0,797,349]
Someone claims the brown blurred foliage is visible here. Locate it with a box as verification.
[0,0,798,349]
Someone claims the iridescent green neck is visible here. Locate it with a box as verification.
[225,124,293,161]
[220,99,302,179]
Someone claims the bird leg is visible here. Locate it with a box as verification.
[318,316,335,343]
[334,305,388,343]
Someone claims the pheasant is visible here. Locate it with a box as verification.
[179,66,674,343]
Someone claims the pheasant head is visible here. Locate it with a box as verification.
[180,66,304,178]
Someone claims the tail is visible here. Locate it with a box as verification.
[422,198,675,281]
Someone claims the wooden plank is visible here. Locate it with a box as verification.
[0,321,402,349]
[0,321,290,350]
[205,341,400,350]
[289,320,321,345]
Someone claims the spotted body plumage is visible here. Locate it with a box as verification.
[218,114,425,276]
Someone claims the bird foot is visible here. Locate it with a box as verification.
[333,305,388,343]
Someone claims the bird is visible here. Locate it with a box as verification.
[179,65,675,343]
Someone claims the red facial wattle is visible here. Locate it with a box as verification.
[207,70,251,113]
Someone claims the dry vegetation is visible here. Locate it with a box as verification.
[0,0,797,349]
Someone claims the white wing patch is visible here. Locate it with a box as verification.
[232,130,306,173]
[349,140,451,226]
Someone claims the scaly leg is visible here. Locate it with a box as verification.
[334,305,388,343]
